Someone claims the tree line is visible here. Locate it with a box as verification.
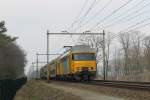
[78,31,150,82]
[0,21,26,80]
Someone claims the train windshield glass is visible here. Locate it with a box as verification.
[72,53,95,61]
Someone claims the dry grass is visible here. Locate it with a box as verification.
[14,80,82,100]
[52,81,150,100]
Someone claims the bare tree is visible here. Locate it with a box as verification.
[130,31,143,74]
[119,32,131,75]
[78,34,103,64]
[105,32,114,78]
[143,36,150,71]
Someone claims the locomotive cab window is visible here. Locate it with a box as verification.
[72,53,95,61]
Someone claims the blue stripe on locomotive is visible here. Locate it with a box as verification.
[63,58,68,74]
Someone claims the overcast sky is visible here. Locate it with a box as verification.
[0,0,150,74]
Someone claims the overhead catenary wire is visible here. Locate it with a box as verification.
[104,1,150,43]
[104,19,150,43]
[70,0,101,32]
[67,0,90,31]
[74,0,112,32]
[120,17,150,32]
[74,0,90,21]
[103,8,150,29]
[66,0,150,48]
[73,0,149,33]
[66,0,150,35]
[96,0,150,40]
[78,0,101,24]
[101,18,150,44]
[64,0,150,52]
[125,22,150,33]
[84,0,113,25]
[89,0,134,31]
[102,0,146,26]
[103,1,150,29]
[104,22,150,46]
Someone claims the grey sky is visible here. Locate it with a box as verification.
[0,0,150,74]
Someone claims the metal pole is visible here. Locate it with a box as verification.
[47,30,50,82]
[47,30,49,65]
[30,65,33,79]
[36,53,39,79]
[115,48,117,80]
[32,62,36,79]
[103,30,106,80]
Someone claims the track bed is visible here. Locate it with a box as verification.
[50,80,150,100]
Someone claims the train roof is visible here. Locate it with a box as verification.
[59,51,70,59]
[59,45,95,59]
[71,45,95,53]
[47,45,96,63]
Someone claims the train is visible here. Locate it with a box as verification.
[40,65,47,80]
[40,45,97,81]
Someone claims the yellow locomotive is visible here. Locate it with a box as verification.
[43,45,97,81]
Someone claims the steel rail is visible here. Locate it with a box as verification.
[52,80,150,91]
[84,80,150,91]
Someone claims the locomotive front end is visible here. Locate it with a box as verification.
[71,45,97,81]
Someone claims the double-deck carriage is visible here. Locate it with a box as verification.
[40,65,47,80]
[47,45,97,81]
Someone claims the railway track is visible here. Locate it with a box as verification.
[53,80,150,91]
[81,80,150,91]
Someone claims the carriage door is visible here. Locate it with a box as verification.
[63,57,69,75]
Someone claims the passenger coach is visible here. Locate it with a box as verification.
[46,45,97,81]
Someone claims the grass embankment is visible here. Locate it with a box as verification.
[14,80,82,100]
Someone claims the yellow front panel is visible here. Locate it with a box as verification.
[59,61,64,75]
[56,65,59,75]
[72,61,96,73]
[56,62,60,75]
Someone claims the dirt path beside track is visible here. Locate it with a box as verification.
[14,80,82,100]
[45,81,150,100]
[43,82,125,100]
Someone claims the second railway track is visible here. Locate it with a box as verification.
[52,80,150,91]
[87,80,150,91]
